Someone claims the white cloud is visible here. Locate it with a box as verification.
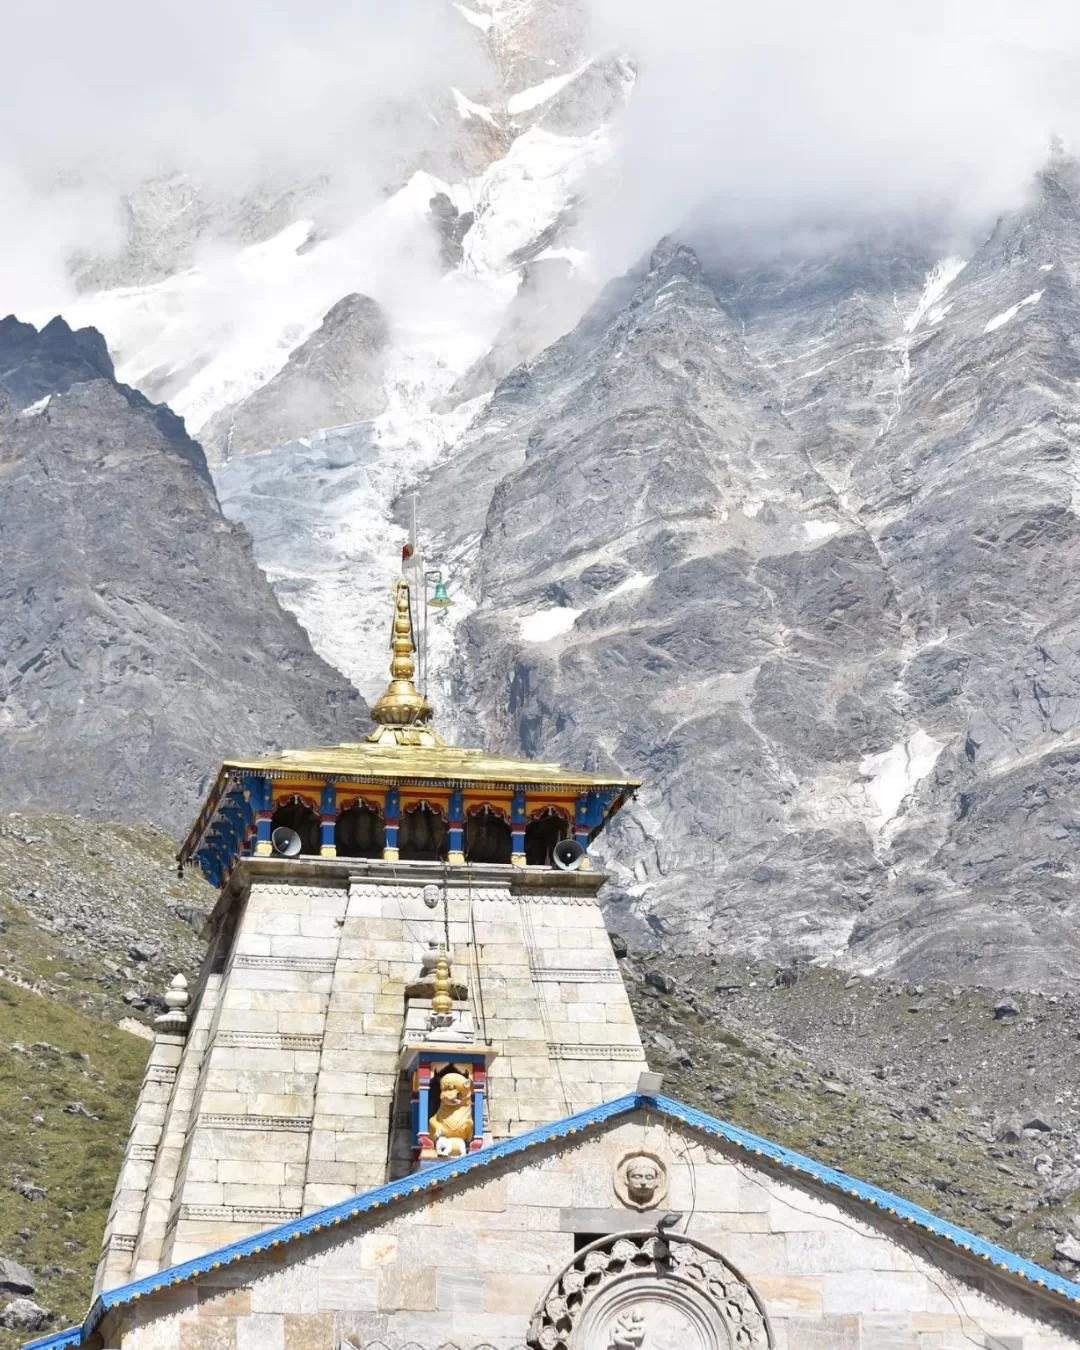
[0,0,479,316]
[584,0,1080,268]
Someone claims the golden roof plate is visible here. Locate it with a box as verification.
[218,737,639,790]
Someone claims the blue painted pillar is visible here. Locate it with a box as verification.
[320,781,337,856]
[573,792,593,870]
[447,788,465,864]
[384,786,401,861]
[510,788,527,866]
[471,1059,487,1148]
[247,775,273,855]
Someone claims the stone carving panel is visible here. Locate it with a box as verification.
[527,1232,772,1350]
[613,1153,668,1211]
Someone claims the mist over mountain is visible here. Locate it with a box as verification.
[5,0,1080,973]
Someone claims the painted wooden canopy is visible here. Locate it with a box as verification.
[179,578,639,888]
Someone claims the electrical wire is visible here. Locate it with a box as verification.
[467,868,492,1046]
[520,893,571,1118]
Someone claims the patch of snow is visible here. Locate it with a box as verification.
[803,520,840,540]
[533,246,589,272]
[452,88,498,127]
[507,61,591,116]
[984,290,1044,334]
[214,267,505,695]
[453,3,493,30]
[742,500,763,518]
[885,258,967,431]
[461,127,611,276]
[903,258,966,334]
[607,571,655,599]
[518,606,581,642]
[59,173,469,437]
[1040,263,1055,272]
[859,729,945,829]
[18,394,51,418]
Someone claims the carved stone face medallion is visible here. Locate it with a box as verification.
[614,1152,668,1211]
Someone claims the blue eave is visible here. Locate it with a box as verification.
[21,1331,82,1349]
[29,1091,1080,1348]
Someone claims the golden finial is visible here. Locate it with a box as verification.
[431,947,453,1017]
[371,578,433,728]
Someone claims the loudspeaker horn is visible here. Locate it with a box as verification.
[552,837,586,871]
[271,826,303,858]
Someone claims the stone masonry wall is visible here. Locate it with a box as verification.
[96,860,648,1283]
[99,1114,1080,1350]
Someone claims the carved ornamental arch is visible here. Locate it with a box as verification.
[527,1231,773,1350]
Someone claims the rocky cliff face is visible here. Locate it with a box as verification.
[415,164,1080,992]
[199,293,390,462]
[0,318,362,835]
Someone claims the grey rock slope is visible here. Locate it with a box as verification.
[418,164,1080,991]
[0,318,361,835]
[200,294,390,463]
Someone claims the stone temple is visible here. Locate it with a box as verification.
[27,576,1080,1348]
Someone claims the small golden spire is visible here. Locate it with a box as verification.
[371,578,433,728]
[431,948,453,1017]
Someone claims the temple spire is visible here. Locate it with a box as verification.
[370,577,433,729]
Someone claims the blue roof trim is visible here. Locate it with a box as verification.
[650,1094,1080,1306]
[46,1094,635,1346]
[21,1330,82,1349]
[36,1091,1080,1347]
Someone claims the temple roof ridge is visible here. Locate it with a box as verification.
[30,1091,1080,1348]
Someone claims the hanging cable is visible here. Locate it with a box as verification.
[467,868,491,1045]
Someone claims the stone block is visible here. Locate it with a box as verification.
[228,969,333,994]
[299,915,344,938]
[303,1183,356,1210]
[250,1093,314,1116]
[821,1271,874,1316]
[484,1271,550,1314]
[779,1317,862,1349]
[282,1311,336,1349]
[196,1286,252,1317]
[317,1271,379,1310]
[248,887,313,914]
[249,992,327,1015]
[377,1264,438,1312]
[871,1271,929,1312]
[476,1230,572,1275]
[218,1161,285,1186]
[786,1229,915,1275]
[179,1323,237,1349]
[507,1170,573,1208]
[235,1313,284,1350]
[311,1092,377,1118]
[214,1011,280,1035]
[233,935,272,957]
[268,935,340,959]
[251,912,301,936]
[435,1270,486,1313]
[304,1162,358,1186]
[360,1233,399,1268]
[277,1015,327,1036]
[751,1274,824,1318]
[182,1182,225,1206]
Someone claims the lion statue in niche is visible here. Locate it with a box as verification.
[428,1069,474,1158]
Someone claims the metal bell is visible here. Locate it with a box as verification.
[428,580,453,608]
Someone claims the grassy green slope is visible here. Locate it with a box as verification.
[0,813,208,1343]
[0,982,147,1348]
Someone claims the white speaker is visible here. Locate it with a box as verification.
[552,837,586,871]
[271,826,303,857]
